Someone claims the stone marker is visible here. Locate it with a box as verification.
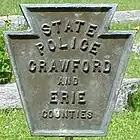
[4,4,134,138]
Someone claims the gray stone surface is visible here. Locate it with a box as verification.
[0,15,27,28]
[133,42,140,53]
[113,10,140,23]
[0,78,140,111]
[114,78,140,112]
[0,83,22,108]
[1,10,140,28]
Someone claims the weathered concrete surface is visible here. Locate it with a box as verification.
[0,83,22,108]
[113,10,140,23]
[133,42,140,53]
[0,15,26,28]
[1,10,140,28]
[0,78,140,111]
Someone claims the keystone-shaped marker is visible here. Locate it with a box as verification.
[4,4,134,136]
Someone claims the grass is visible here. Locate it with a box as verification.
[111,22,140,42]
[1,0,140,16]
[126,52,140,78]
[0,109,140,140]
[0,1,140,139]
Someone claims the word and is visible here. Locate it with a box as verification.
[57,76,78,86]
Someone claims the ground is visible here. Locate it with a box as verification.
[0,109,140,140]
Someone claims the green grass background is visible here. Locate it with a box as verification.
[0,109,140,140]
[1,0,140,16]
[0,0,140,140]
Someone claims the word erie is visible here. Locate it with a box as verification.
[49,90,86,105]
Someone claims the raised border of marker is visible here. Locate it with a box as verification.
[4,4,134,138]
